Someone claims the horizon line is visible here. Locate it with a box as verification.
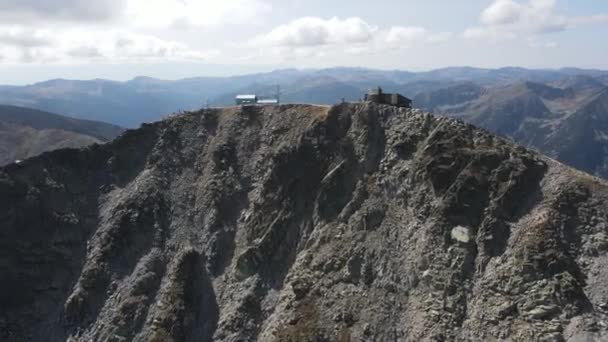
[2,65,608,86]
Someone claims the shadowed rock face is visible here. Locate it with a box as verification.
[1,103,608,341]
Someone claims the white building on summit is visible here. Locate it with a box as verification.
[236,85,281,106]
[235,94,257,105]
[235,94,280,106]
[256,99,279,105]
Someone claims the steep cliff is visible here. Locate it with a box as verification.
[2,103,608,341]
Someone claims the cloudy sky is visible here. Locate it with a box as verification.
[1,0,607,84]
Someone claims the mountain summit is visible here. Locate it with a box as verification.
[2,103,608,341]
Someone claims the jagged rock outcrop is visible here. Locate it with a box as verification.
[1,103,608,341]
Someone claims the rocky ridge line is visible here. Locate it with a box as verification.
[1,103,608,341]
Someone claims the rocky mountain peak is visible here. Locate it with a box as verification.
[2,103,608,341]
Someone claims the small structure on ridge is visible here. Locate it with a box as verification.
[257,99,279,105]
[235,94,257,105]
[364,87,412,108]
[235,85,281,106]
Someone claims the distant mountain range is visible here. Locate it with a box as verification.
[1,66,607,177]
[0,105,124,166]
[1,67,607,127]
[414,75,608,178]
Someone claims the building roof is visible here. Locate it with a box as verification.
[235,94,257,100]
[370,86,383,95]
[257,99,279,104]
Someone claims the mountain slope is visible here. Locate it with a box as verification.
[0,105,123,165]
[413,82,485,112]
[0,80,208,127]
[416,79,608,178]
[2,103,608,341]
[552,75,606,93]
[452,82,553,137]
[540,88,608,177]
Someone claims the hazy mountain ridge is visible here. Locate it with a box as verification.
[545,89,608,176]
[551,74,606,92]
[2,66,607,127]
[415,76,608,178]
[2,67,607,178]
[0,105,124,166]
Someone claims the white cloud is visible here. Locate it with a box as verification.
[502,0,566,32]
[0,26,218,64]
[0,0,271,29]
[344,45,375,56]
[251,17,378,47]
[0,0,125,23]
[545,41,558,48]
[481,0,523,25]
[0,27,53,48]
[386,27,453,46]
[72,31,219,62]
[0,0,261,64]
[427,32,454,44]
[526,37,559,48]
[463,27,517,42]
[249,17,451,63]
[127,0,271,29]
[241,15,461,66]
[474,0,566,36]
[466,0,608,43]
[244,17,453,64]
[386,27,428,44]
[569,14,608,26]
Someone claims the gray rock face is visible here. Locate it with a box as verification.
[1,103,608,341]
